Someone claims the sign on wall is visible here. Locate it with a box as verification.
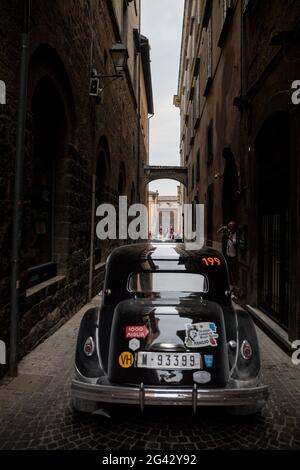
[0,80,6,104]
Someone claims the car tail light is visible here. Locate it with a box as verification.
[240,340,252,360]
[83,337,95,357]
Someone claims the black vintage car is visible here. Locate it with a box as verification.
[71,243,268,416]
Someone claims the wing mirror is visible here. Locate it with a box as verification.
[98,288,111,299]
[225,288,238,303]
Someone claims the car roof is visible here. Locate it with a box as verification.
[109,242,224,262]
[104,243,230,303]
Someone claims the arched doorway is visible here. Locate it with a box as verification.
[27,76,66,285]
[255,112,290,328]
[25,45,75,288]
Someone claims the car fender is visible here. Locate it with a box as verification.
[75,307,104,379]
[231,306,261,382]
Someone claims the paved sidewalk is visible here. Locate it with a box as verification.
[0,299,300,450]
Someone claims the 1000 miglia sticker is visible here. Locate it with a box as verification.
[185,322,219,348]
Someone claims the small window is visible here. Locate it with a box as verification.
[196,152,200,181]
[207,123,213,164]
[128,272,209,293]
[243,0,251,13]
[221,0,233,26]
[207,19,212,79]
[203,19,213,96]
[122,0,129,45]
[191,165,195,189]
[218,0,234,47]
[195,0,201,25]
[193,75,200,129]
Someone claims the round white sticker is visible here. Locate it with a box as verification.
[193,371,211,384]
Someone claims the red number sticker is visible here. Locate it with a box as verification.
[202,257,221,267]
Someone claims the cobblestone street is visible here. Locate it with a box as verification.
[0,300,300,451]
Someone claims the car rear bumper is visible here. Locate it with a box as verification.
[71,379,269,413]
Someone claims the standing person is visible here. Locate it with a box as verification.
[217,221,238,287]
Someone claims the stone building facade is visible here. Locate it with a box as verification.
[176,0,300,343]
[0,0,153,372]
[148,187,183,239]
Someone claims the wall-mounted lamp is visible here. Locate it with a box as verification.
[89,42,128,98]
[110,42,129,73]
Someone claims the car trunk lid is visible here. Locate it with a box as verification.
[108,297,230,388]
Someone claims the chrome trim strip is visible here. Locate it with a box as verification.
[71,379,269,407]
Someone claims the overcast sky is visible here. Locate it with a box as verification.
[142,0,184,196]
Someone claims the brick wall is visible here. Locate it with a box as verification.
[178,0,300,341]
[0,0,149,374]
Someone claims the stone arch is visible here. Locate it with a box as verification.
[144,165,188,188]
[28,44,76,140]
[253,91,294,142]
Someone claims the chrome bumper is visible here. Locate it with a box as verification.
[71,379,269,413]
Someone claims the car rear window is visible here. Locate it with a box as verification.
[128,272,208,293]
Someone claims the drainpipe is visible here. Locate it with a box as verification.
[146,112,154,212]
[136,0,141,203]
[241,0,245,97]
[88,174,96,301]
[147,112,154,159]
[10,0,31,376]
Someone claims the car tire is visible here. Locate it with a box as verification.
[71,396,98,414]
[226,403,263,416]
[71,404,89,417]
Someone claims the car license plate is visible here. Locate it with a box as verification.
[136,352,201,370]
